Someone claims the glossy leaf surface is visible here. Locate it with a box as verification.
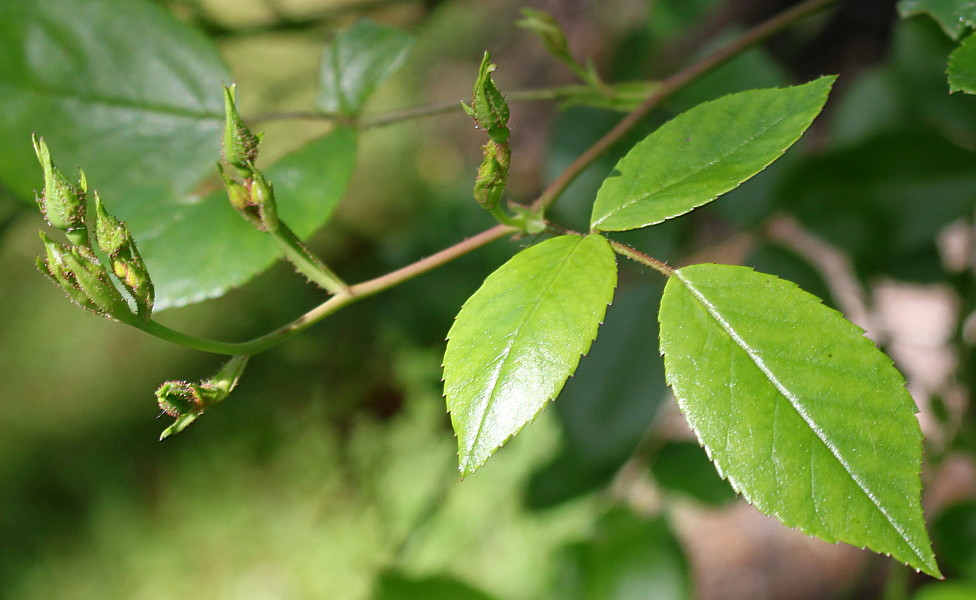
[445,235,617,477]
[316,19,414,116]
[949,33,976,93]
[590,77,833,232]
[899,0,976,39]
[133,129,357,308]
[0,0,227,202]
[658,263,939,576]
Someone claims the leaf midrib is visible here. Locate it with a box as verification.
[464,237,585,465]
[593,101,797,229]
[0,80,221,120]
[674,270,928,565]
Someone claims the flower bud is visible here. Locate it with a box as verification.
[32,134,87,243]
[473,139,510,210]
[158,355,249,439]
[93,194,154,320]
[462,52,510,145]
[222,85,261,177]
[37,231,132,320]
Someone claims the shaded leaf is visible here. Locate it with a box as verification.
[590,77,833,232]
[133,128,357,308]
[555,508,690,600]
[316,19,414,116]
[658,263,939,576]
[949,33,976,93]
[0,0,228,203]
[899,0,976,39]
[650,441,736,506]
[444,235,617,477]
[375,572,498,600]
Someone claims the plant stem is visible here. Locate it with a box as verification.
[136,224,517,355]
[530,0,840,214]
[269,222,349,295]
[607,240,675,277]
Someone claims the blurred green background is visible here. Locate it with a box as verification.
[3,0,976,598]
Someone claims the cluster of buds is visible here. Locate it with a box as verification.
[156,355,249,439]
[33,135,154,322]
[463,52,512,216]
[219,85,278,232]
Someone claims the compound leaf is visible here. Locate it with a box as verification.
[658,263,939,576]
[899,0,976,40]
[590,77,833,232]
[949,33,976,93]
[316,19,414,116]
[445,235,617,477]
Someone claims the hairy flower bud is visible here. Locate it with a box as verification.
[462,52,510,145]
[37,231,132,320]
[93,194,154,320]
[473,139,511,211]
[158,355,249,439]
[222,85,261,177]
[33,134,87,244]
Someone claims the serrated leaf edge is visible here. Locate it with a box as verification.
[591,77,835,232]
[668,266,935,574]
[445,235,617,477]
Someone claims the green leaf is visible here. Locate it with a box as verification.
[658,263,940,576]
[949,33,976,92]
[133,128,357,308]
[0,0,228,203]
[899,0,976,40]
[375,572,499,600]
[444,234,617,477]
[649,441,736,506]
[554,508,690,600]
[316,19,414,117]
[590,77,834,232]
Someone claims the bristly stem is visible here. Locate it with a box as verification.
[269,222,349,295]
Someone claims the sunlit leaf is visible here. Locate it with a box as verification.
[659,263,940,576]
[590,77,833,232]
[444,235,617,477]
[316,19,414,116]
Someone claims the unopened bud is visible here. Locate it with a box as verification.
[473,139,511,210]
[222,85,261,177]
[249,166,278,231]
[37,231,131,320]
[93,194,154,319]
[462,52,510,145]
[32,134,87,243]
[158,355,249,439]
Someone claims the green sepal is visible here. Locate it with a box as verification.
[37,231,131,320]
[158,355,249,440]
[473,139,510,211]
[222,84,261,177]
[249,165,279,232]
[93,193,155,320]
[32,134,87,241]
[217,163,261,229]
[462,51,510,145]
